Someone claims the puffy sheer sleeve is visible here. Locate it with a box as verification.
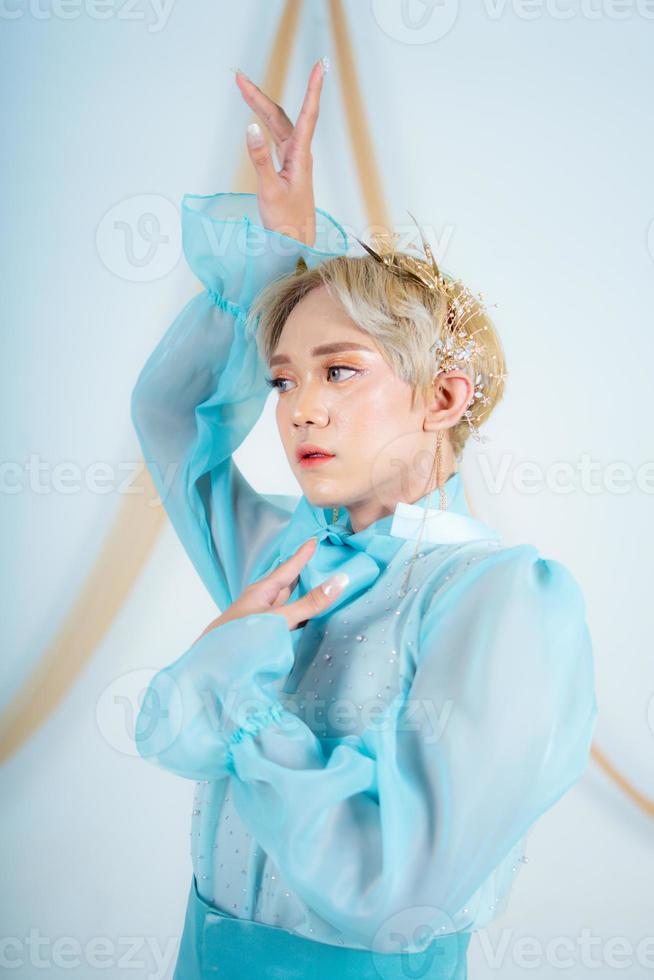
[130,191,349,610]
[134,543,598,948]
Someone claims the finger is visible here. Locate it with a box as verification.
[292,60,324,161]
[287,570,349,628]
[235,72,294,146]
[271,584,293,607]
[266,537,317,591]
[245,123,279,186]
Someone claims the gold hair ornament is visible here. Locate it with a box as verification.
[349,211,508,445]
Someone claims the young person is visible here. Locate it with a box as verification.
[132,58,598,979]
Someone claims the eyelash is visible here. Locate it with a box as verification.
[264,364,359,393]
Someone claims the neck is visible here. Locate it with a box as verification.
[347,437,457,533]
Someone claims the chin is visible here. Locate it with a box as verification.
[300,481,341,508]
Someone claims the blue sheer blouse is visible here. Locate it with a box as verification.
[131,192,598,953]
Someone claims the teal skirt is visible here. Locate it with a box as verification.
[173,874,470,979]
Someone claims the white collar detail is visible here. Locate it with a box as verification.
[389,501,501,546]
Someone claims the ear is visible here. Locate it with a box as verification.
[422,370,474,432]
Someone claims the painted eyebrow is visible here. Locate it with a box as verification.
[268,342,375,368]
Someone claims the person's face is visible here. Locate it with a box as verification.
[267,284,454,530]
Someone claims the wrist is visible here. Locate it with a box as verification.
[264,214,316,249]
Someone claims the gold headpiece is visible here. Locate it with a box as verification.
[350,211,508,444]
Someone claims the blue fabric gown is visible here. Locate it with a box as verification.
[131,191,599,978]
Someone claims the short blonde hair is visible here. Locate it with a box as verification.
[246,254,506,461]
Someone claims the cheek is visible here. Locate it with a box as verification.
[276,400,303,460]
[334,381,410,440]
[276,400,291,440]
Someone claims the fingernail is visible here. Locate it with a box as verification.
[322,572,349,596]
[319,55,330,77]
[247,122,264,146]
[230,66,250,80]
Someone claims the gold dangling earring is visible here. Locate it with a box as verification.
[436,428,447,512]
[332,506,339,523]
[421,428,447,513]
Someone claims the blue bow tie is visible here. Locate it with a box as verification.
[252,475,500,620]
[272,496,406,619]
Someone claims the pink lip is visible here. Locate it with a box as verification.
[298,454,336,468]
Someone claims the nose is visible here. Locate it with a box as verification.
[290,379,329,427]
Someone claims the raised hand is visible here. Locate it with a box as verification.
[194,537,348,641]
[233,57,328,247]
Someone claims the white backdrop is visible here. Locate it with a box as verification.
[1,1,653,977]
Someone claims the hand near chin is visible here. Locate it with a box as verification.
[194,538,348,641]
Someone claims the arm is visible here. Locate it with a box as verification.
[135,543,598,948]
[130,192,348,609]
[131,59,340,609]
